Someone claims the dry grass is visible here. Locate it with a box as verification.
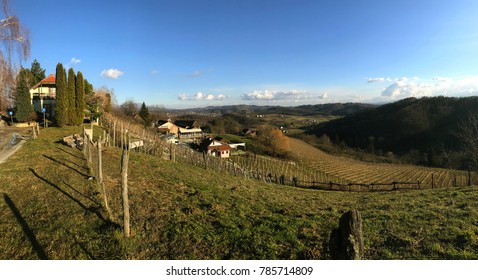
[1,126,478,259]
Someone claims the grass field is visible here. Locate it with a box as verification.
[1,126,478,259]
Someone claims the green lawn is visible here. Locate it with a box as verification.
[1,126,478,259]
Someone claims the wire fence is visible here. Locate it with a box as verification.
[78,114,478,192]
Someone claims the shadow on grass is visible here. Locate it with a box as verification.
[42,154,89,178]
[63,181,101,207]
[56,146,84,160]
[3,193,49,260]
[29,168,107,224]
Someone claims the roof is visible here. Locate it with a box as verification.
[208,144,231,151]
[179,127,202,133]
[213,136,229,144]
[175,120,198,129]
[31,74,55,90]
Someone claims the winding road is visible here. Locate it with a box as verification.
[0,127,29,164]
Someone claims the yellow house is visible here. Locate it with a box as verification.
[30,74,56,118]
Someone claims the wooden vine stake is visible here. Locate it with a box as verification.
[97,136,112,218]
[121,130,131,238]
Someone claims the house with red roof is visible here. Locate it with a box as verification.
[29,74,56,118]
[200,137,231,158]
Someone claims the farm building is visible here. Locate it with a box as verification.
[158,119,203,142]
[157,120,179,135]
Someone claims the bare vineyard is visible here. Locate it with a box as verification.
[288,137,476,189]
[94,115,475,192]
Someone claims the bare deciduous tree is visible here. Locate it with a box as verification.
[460,112,478,170]
[0,0,30,111]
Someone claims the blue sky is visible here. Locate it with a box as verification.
[13,0,478,108]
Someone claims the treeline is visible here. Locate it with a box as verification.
[309,96,478,170]
[172,103,376,117]
[13,59,104,125]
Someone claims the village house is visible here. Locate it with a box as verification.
[157,119,179,135]
[158,119,203,142]
[30,74,56,118]
[201,137,231,158]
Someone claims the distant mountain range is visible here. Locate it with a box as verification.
[166,103,377,117]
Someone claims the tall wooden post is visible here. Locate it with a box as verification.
[468,170,471,186]
[87,135,92,173]
[121,130,131,238]
[97,136,103,184]
[113,120,116,148]
[32,123,37,139]
[97,136,111,216]
[82,126,87,154]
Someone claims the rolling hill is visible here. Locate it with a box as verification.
[309,96,478,168]
[1,125,478,259]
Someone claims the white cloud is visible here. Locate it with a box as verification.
[241,90,311,101]
[318,92,328,99]
[178,92,227,101]
[70,57,81,64]
[151,69,159,76]
[380,76,478,99]
[100,68,124,79]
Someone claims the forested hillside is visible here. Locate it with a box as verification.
[179,103,376,117]
[310,96,478,169]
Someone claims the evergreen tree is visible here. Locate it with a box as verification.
[84,79,93,96]
[67,68,76,125]
[138,101,150,123]
[55,63,68,127]
[14,68,34,122]
[29,59,46,87]
[75,71,85,125]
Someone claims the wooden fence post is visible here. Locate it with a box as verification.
[82,126,86,154]
[32,123,37,139]
[113,120,116,148]
[97,136,111,217]
[121,130,131,238]
[329,210,364,260]
[97,136,103,184]
[468,170,471,186]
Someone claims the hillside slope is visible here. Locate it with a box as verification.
[178,103,376,117]
[1,126,478,259]
[310,96,478,168]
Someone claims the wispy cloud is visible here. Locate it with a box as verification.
[241,90,311,101]
[151,69,159,76]
[100,68,124,79]
[178,92,227,101]
[367,77,388,83]
[70,57,81,64]
[189,70,203,78]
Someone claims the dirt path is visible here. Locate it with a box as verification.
[0,127,30,165]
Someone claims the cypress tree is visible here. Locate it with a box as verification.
[138,102,150,123]
[75,71,85,125]
[15,68,34,122]
[55,63,68,127]
[67,68,76,125]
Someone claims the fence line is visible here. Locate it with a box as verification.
[90,115,476,192]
